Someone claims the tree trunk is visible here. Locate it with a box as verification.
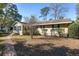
[30,26,33,39]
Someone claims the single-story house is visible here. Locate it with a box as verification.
[13,19,73,36]
[12,21,28,35]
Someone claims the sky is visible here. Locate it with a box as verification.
[15,3,76,21]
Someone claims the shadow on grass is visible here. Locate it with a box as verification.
[14,42,79,56]
[0,44,5,56]
[0,40,79,56]
[0,40,5,52]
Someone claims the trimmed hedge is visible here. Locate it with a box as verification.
[68,23,79,38]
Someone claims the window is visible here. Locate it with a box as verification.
[52,25,54,28]
[39,25,42,28]
[14,26,16,30]
[58,24,60,28]
[54,25,57,28]
[54,24,60,28]
[18,26,21,30]
[43,25,45,28]
[14,26,21,31]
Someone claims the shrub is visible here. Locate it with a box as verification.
[23,27,40,35]
[68,23,79,38]
[33,29,40,35]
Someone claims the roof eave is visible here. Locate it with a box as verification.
[32,22,72,26]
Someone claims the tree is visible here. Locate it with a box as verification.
[5,4,22,22]
[23,16,40,37]
[0,3,8,26]
[23,15,38,39]
[0,3,22,32]
[29,15,38,24]
[40,7,49,20]
[0,3,7,9]
[76,3,79,21]
[49,3,68,20]
[68,23,79,38]
[40,3,68,20]
[23,16,29,23]
[29,15,38,39]
[0,4,22,27]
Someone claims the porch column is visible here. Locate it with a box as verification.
[19,25,23,35]
[5,26,8,33]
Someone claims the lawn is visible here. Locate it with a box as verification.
[0,35,79,55]
[10,35,79,49]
